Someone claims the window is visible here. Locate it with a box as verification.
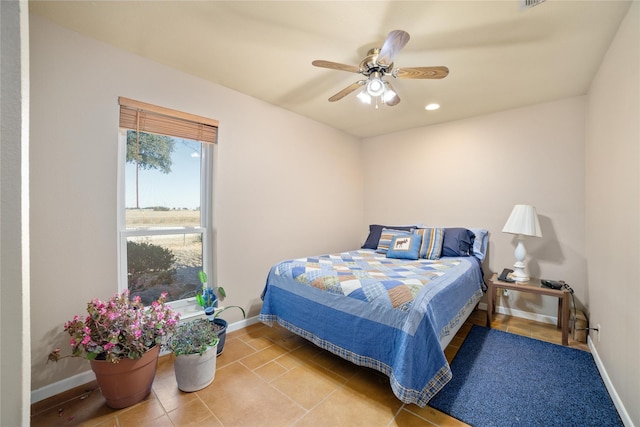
[117,97,218,306]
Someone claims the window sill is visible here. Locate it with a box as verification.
[168,298,206,321]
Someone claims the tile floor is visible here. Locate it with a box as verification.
[31,310,589,427]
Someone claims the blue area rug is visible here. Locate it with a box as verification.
[428,325,623,426]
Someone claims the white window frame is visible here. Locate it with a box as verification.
[116,128,214,311]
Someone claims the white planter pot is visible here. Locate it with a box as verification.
[173,343,218,392]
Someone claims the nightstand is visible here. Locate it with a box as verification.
[487,273,570,346]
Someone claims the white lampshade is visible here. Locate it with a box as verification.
[502,204,542,282]
[502,204,542,238]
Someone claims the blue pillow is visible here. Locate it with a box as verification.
[442,228,476,257]
[386,233,422,260]
[415,228,444,260]
[376,229,414,254]
[362,224,415,249]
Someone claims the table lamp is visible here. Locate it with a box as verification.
[502,204,542,282]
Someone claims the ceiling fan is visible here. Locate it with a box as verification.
[312,30,449,107]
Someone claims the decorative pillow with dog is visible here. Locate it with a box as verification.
[376,228,414,254]
[386,233,423,260]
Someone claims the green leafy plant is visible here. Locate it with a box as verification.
[48,290,180,363]
[195,270,244,319]
[195,271,217,309]
[165,318,219,356]
[126,240,176,289]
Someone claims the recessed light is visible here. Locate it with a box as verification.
[425,103,440,111]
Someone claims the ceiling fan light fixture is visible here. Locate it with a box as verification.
[383,82,397,103]
[356,90,372,104]
[366,73,385,97]
[313,30,449,108]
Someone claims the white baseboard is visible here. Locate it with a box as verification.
[31,370,96,404]
[31,315,262,405]
[588,337,634,427]
[226,314,260,333]
[477,302,559,325]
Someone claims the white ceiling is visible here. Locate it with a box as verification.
[29,1,631,138]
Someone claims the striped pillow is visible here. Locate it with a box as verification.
[376,228,413,254]
[415,228,444,259]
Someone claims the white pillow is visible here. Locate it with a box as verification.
[468,228,489,261]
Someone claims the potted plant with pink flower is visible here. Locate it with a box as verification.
[49,290,180,408]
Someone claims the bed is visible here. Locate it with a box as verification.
[259,226,487,407]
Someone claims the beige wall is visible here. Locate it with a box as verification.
[29,16,362,392]
[585,2,639,424]
[362,97,587,321]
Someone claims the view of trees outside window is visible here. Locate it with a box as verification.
[123,130,207,305]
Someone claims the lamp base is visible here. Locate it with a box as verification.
[512,239,529,282]
[511,267,529,283]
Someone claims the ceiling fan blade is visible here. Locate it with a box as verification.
[312,60,360,73]
[384,82,401,106]
[376,30,410,67]
[328,81,366,102]
[394,66,449,79]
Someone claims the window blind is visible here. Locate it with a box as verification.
[118,97,218,144]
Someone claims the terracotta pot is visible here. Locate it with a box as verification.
[173,343,218,392]
[89,345,159,409]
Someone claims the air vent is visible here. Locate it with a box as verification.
[520,0,546,9]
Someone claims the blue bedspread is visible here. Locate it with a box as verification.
[259,249,484,406]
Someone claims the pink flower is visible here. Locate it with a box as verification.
[52,290,179,363]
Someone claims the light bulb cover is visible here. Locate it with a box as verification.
[367,77,384,96]
[383,82,397,103]
[356,90,372,104]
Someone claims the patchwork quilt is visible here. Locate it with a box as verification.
[259,249,484,406]
[279,250,465,312]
